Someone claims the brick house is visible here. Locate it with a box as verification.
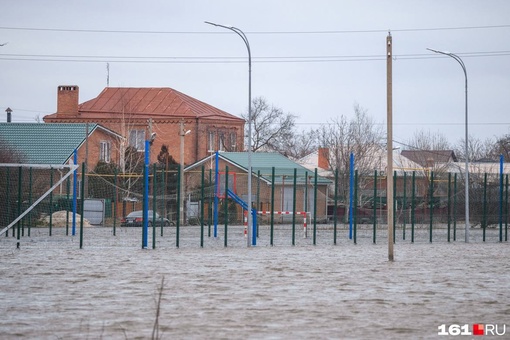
[43,86,245,167]
[0,123,122,220]
[186,152,331,223]
[0,122,121,166]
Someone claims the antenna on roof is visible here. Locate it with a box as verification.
[106,62,110,87]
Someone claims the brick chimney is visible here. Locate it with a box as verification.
[57,85,79,115]
[318,147,330,170]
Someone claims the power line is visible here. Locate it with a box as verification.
[2,51,509,59]
[1,51,508,64]
[1,24,509,34]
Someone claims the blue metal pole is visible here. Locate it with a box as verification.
[214,151,219,238]
[349,152,354,240]
[252,208,257,246]
[72,149,77,236]
[143,140,149,249]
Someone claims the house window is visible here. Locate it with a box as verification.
[219,133,225,151]
[100,141,111,163]
[230,132,237,151]
[208,131,215,152]
[129,129,145,151]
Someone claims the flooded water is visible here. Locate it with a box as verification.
[1,226,509,339]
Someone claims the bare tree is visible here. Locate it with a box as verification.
[319,104,383,174]
[406,129,452,151]
[493,134,510,161]
[455,135,497,162]
[242,97,297,152]
[271,128,318,159]
[318,104,384,219]
[0,138,24,163]
[103,90,148,201]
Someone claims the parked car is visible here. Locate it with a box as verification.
[120,210,171,227]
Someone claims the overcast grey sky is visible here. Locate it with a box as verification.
[1,0,509,148]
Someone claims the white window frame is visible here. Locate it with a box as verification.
[218,133,225,152]
[230,132,237,151]
[100,140,111,163]
[129,129,145,151]
[208,131,215,152]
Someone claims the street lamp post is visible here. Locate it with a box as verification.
[205,21,254,247]
[427,48,470,242]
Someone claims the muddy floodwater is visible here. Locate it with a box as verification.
[0,226,509,339]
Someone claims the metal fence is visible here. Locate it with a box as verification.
[1,163,508,247]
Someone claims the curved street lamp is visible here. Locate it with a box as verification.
[205,21,254,247]
[427,48,469,243]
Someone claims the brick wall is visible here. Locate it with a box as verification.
[76,127,120,167]
[57,86,79,115]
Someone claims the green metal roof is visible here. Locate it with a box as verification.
[0,123,97,164]
[218,152,330,185]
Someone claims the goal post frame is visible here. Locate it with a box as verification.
[0,163,80,236]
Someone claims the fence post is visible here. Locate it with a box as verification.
[29,167,33,237]
[49,168,53,236]
[411,171,415,243]
[349,153,354,240]
[313,168,318,245]
[483,172,487,242]
[257,170,261,239]
[505,174,508,242]
[160,168,165,237]
[292,168,297,246]
[16,167,22,248]
[213,152,219,238]
[500,155,504,242]
[152,163,157,249]
[201,165,205,248]
[270,167,275,245]
[209,169,212,238]
[403,172,407,241]
[113,169,117,236]
[304,171,308,239]
[447,172,452,242]
[162,163,167,237]
[6,168,10,237]
[334,169,339,245]
[80,162,85,249]
[454,173,457,241]
[372,169,377,244]
[429,171,434,243]
[73,150,77,237]
[224,166,228,247]
[354,170,358,244]
[176,164,181,248]
[393,171,397,243]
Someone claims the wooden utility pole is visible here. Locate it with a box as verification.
[387,32,394,261]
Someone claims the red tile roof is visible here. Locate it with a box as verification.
[52,87,245,122]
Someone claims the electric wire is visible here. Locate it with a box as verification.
[1,24,509,34]
[1,51,509,64]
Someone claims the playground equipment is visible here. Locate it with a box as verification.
[227,189,257,246]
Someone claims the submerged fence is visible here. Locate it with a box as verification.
[1,162,508,247]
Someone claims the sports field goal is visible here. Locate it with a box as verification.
[0,163,79,237]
